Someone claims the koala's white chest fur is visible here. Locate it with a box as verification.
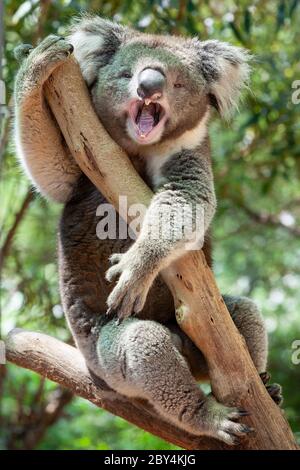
[143,110,210,187]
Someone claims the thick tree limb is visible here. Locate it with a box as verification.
[10,57,297,450]
[6,329,225,450]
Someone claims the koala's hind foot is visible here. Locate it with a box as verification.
[96,318,253,445]
[260,372,283,406]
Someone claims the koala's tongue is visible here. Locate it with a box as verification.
[137,103,156,135]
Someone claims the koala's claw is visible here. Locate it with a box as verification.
[215,411,254,446]
[234,408,251,417]
[197,396,253,446]
[266,384,283,406]
[106,249,155,319]
[260,372,283,406]
[260,371,270,384]
[106,274,151,319]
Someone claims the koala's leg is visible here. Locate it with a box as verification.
[171,295,282,405]
[96,318,252,445]
[14,36,81,202]
[167,295,267,382]
[222,295,268,373]
[218,296,282,405]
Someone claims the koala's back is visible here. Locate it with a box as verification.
[58,175,176,331]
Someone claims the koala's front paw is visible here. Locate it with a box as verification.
[105,248,157,319]
[196,395,253,446]
[14,44,34,62]
[15,36,74,102]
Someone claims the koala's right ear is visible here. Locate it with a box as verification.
[190,39,251,118]
[68,16,132,87]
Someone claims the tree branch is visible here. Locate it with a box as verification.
[5,374,73,450]
[34,0,52,44]
[5,329,225,450]
[0,190,33,271]
[227,194,300,237]
[239,203,300,237]
[10,386,73,450]
[8,57,297,449]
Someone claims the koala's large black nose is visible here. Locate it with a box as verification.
[137,68,165,99]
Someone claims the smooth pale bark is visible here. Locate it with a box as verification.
[11,57,296,450]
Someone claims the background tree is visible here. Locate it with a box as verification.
[1,0,300,449]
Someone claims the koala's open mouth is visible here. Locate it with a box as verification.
[128,99,168,144]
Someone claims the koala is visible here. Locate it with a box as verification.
[14,16,282,445]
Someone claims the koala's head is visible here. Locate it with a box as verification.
[70,17,250,152]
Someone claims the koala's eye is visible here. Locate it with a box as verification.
[120,71,132,79]
[174,83,184,88]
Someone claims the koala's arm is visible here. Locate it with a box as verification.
[141,148,216,256]
[14,37,81,203]
[106,144,216,318]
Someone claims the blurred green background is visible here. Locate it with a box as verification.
[0,0,300,450]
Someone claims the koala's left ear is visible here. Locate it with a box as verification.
[68,16,133,87]
[192,39,251,117]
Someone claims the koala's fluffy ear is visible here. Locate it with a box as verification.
[192,39,251,117]
[68,16,132,86]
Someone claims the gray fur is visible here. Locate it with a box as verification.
[14,16,274,444]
